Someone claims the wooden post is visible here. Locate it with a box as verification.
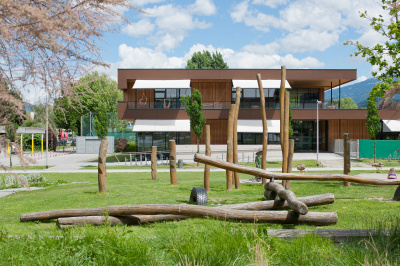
[233,87,241,189]
[282,91,290,187]
[343,133,351,187]
[226,104,236,191]
[98,137,108,193]
[169,140,177,185]
[285,139,295,190]
[279,66,286,150]
[256,74,268,185]
[204,125,211,191]
[151,146,157,180]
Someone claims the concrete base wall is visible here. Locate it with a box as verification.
[76,136,114,154]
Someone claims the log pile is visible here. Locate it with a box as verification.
[20,193,337,229]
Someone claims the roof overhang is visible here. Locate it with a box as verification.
[237,120,280,133]
[132,80,190,89]
[232,80,291,89]
[132,120,190,132]
[383,120,400,132]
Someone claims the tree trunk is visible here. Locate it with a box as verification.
[264,182,308,214]
[98,137,108,193]
[22,204,337,226]
[256,74,268,185]
[169,140,177,185]
[204,125,211,191]
[151,146,157,180]
[194,154,400,186]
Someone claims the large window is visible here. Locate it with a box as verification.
[237,133,280,145]
[232,87,320,109]
[137,132,191,151]
[154,88,191,109]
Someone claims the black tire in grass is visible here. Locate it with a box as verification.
[189,187,208,205]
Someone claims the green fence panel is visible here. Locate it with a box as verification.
[359,140,400,159]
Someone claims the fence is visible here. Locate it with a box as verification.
[328,139,359,158]
[76,136,114,154]
[359,140,400,159]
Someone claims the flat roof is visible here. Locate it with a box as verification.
[118,69,357,91]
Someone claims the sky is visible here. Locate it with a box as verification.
[94,0,388,85]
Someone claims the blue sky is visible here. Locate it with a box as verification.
[94,0,388,85]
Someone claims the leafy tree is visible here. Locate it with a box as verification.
[0,1,137,127]
[331,97,359,109]
[180,89,206,153]
[186,51,228,69]
[366,83,387,162]
[345,1,400,84]
[54,72,122,137]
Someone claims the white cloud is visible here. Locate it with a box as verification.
[242,43,280,55]
[230,0,384,53]
[280,30,340,53]
[115,43,323,70]
[230,1,249,23]
[122,19,155,37]
[124,2,215,51]
[117,44,185,68]
[130,0,165,7]
[189,0,216,16]
[252,0,289,8]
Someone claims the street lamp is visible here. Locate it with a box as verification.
[316,100,322,166]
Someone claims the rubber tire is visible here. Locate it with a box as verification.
[189,187,208,205]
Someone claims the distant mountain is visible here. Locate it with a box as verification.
[324,77,380,108]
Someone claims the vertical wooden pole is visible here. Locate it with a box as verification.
[343,133,351,187]
[285,139,295,190]
[233,87,241,189]
[151,146,157,180]
[282,91,290,187]
[204,125,211,191]
[226,104,235,191]
[98,137,108,193]
[280,66,286,151]
[256,74,268,185]
[169,140,177,185]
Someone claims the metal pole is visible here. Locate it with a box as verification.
[317,100,322,166]
[46,90,49,169]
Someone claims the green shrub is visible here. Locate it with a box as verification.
[123,141,137,152]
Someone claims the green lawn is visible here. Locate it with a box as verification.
[0,170,399,265]
[81,158,320,170]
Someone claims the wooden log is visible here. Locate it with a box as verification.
[343,133,351,187]
[57,214,189,229]
[169,140,177,185]
[279,66,286,150]
[151,146,157,180]
[226,104,236,191]
[282,91,290,188]
[256,74,268,185]
[264,182,308,214]
[98,137,108,193]
[204,125,211,191]
[285,139,294,190]
[224,193,334,210]
[194,154,400,186]
[22,193,335,222]
[264,190,277,200]
[21,204,337,226]
[233,87,241,189]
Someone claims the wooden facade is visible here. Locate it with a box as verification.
[328,120,370,140]
[191,80,231,103]
[192,119,228,145]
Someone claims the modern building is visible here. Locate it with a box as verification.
[117,69,400,152]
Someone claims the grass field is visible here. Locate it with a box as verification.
[0,169,399,265]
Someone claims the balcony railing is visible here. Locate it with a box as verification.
[121,101,369,110]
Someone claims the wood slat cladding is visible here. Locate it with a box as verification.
[191,80,231,102]
[123,89,154,103]
[328,120,370,140]
[191,120,228,145]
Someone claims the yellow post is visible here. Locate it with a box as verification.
[20,134,23,153]
[41,134,43,153]
[31,133,34,155]
[7,140,9,157]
